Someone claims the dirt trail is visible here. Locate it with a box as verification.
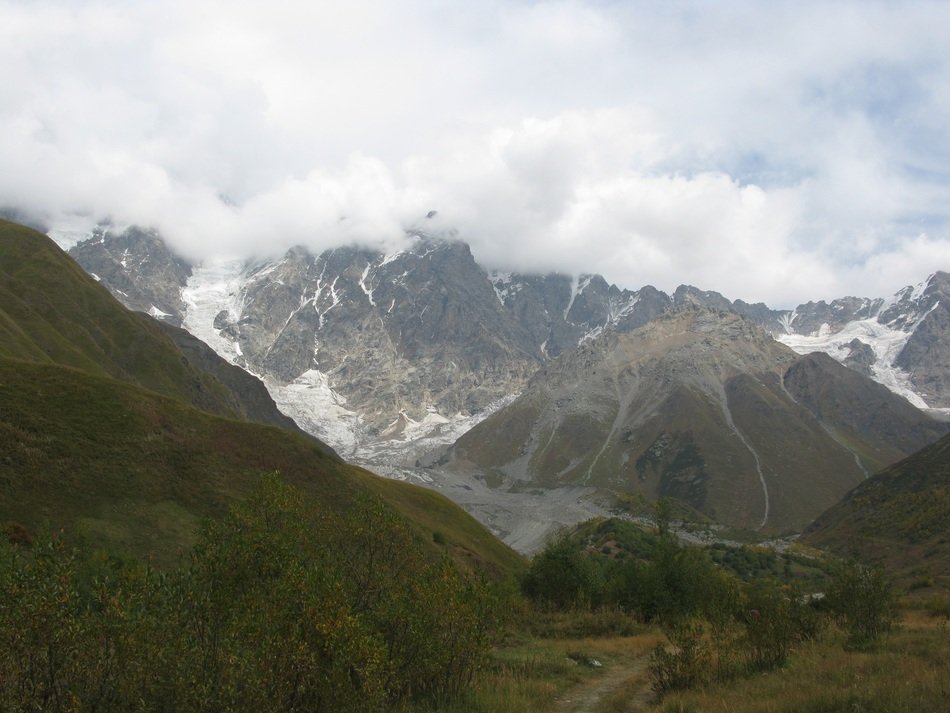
[552,655,653,713]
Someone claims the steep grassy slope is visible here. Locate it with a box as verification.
[784,352,946,464]
[0,220,521,574]
[0,219,284,426]
[803,432,950,585]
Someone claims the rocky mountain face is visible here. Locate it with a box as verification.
[216,238,542,435]
[65,227,949,449]
[68,227,192,326]
[659,274,950,412]
[774,272,950,411]
[57,224,950,543]
[445,307,947,532]
[70,228,682,451]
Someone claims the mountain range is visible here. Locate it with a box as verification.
[57,224,950,538]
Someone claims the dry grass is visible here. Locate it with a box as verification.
[429,606,949,713]
[423,611,663,713]
[646,611,950,713]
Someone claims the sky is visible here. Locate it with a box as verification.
[2,0,950,307]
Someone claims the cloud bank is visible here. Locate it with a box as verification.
[2,0,950,306]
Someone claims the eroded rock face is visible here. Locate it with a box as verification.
[774,272,950,411]
[221,239,541,431]
[894,274,950,408]
[180,235,684,437]
[843,338,876,377]
[69,227,192,326]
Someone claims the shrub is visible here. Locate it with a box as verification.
[0,474,499,711]
[825,560,898,649]
[521,534,605,609]
[649,618,711,695]
[742,581,798,672]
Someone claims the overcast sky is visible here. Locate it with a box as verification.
[2,0,950,306]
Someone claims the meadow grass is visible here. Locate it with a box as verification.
[647,609,949,713]
[415,605,948,713]
[416,611,662,713]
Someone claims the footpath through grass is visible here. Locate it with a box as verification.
[419,605,949,713]
[417,610,662,713]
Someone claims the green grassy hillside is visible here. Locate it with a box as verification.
[1,221,227,402]
[803,431,950,586]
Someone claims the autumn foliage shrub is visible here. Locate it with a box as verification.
[0,474,500,712]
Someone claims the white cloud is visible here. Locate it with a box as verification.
[2,0,950,307]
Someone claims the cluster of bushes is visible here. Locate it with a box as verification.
[0,474,501,712]
[521,517,739,622]
[521,513,899,699]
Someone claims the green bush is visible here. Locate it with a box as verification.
[521,533,605,609]
[742,581,798,672]
[825,561,898,650]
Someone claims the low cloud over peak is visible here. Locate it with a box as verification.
[3,0,950,307]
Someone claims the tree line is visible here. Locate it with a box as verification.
[520,507,898,696]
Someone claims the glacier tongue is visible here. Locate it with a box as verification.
[267,369,363,455]
[181,258,248,364]
[182,258,366,454]
[777,318,928,409]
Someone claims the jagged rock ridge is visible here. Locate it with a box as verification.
[65,227,949,457]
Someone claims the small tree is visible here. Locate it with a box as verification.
[742,580,797,672]
[825,560,898,649]
[521,533,604,609]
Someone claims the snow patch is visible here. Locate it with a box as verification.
[355,394,519,463]
[606,294,639,325]
[359,262,376,306]
[777,318,930,409]
[579,325,604,344]
[378,249,405,268]
[488,270,521,306]
[563,275,581,320]
[909,274,933,303]
[777,310,796,334]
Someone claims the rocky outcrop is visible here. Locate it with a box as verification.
[193,235,689,439]
[894,273,950,408]
[69,227,192,325]
[842,338,876,377]
[774,273,950,411]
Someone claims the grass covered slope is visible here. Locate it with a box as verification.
[0,220,521,575]
[1,220,234,408]
[803,431,950,585]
